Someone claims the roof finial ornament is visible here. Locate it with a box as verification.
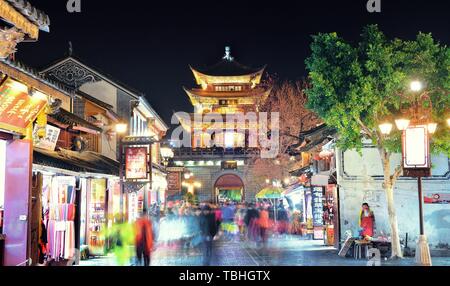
[223,46,234,61]
[68,41,73,56]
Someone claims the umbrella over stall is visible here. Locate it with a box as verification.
[255,187,284,224]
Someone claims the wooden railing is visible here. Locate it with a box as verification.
[173,147,260,159]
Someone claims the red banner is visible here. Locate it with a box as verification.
[125,147,148,180]
[424,193,450,204]
[0,82,47,133]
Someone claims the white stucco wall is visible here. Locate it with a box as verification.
[337,147,450,249]
[101,129,117,161]
[79,81,119,160]
[79,81,118,113]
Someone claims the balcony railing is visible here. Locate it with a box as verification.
[173,147,260,159]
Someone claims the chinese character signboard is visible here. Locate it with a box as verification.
[167,171,181,192]
[0,80,47,134]
[33,124,60,151]
[125,147,149,180]
[311,187,324,240]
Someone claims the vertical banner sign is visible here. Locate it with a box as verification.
[125,147,148,180]
[312,187,324,240]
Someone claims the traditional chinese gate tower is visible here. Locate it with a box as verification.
[174,47,271,203]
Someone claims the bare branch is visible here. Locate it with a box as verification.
[355,117,373,139]
[391,165,403,186]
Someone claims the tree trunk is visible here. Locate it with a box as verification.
[379,148,403,259]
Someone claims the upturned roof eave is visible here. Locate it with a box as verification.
[189,65,266,84]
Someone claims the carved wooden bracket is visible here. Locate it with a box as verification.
[0,27,24,59]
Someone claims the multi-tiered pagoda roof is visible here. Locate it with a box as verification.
[184,47,271,110]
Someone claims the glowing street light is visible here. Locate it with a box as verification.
[160,144,174,168]
[395,119,410,131]
[427,123,438,135]
[410,80,423,92]
[115,123,128,134]
[379,123,393,135]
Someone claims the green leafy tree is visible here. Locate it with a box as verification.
[305,25,449,258]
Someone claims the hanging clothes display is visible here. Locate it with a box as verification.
[45,176,77,261]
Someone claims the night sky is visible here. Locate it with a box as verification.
[16,0,450,126]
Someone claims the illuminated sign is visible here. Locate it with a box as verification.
[402,125,430,169]
[311,187,324,227]
[125,147,149,180]
[0,80,47,134]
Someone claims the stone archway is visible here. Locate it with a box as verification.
[214,173,245,203]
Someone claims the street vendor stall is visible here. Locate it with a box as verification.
[256,187,284,224]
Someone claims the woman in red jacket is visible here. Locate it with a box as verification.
[259,207,270,245]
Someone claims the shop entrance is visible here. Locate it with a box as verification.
[214,174,244,203]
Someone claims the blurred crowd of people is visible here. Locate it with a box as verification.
[104,200,305,266]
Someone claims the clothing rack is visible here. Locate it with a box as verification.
[46,181,76,261]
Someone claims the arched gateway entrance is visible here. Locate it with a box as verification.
[214,174,245,203]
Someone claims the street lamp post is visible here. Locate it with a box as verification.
[115,123,128,223]
[378,81,444,266]
[160,144,174,168]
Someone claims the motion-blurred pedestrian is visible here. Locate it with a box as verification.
[135,210,154,266]
[199,205,219,266]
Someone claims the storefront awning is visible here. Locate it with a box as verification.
[33,147,119,176]
[49,108,102,134]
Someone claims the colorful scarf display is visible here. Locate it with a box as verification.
[45,177,77,261]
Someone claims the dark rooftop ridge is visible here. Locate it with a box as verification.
[192,47,265,77]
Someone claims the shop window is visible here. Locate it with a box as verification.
[84,133,100,153]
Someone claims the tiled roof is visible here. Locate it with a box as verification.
[1,58,73,96]
[41,55,144,97]
[34,147,119,176]
[192,59,265,77]
[50,108,103,133]
[5,0,50,32]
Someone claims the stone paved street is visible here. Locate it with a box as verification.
[79,236,450,267]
